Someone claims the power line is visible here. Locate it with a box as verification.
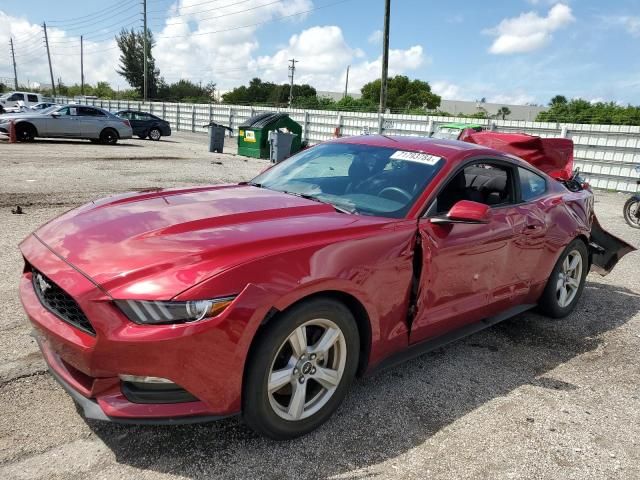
[158,0,355,39]
[47,0,135,25]
[148,0,254,22]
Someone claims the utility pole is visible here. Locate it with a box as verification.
[43,22,56,97]
[379,0,391,113]
[9,37,18,89]
[343,65,350,99]
[142,0,148,101]
[80,35,84,95]
[288,58,298,108]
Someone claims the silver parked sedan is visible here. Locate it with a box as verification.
[0,104,133,144]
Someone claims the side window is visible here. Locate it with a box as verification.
[432,162,514,214]
[56,107,71,116]
[27,94,38,102]
[8,93,24,101]
[117,111,130,119]
[519,168,546,201]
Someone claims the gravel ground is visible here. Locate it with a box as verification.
[0,132,638,480]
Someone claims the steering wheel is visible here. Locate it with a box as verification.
[378,186,412,203]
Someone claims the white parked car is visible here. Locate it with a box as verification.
[0,104,133,144]
[0,91,43,112]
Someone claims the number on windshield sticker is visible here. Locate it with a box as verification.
[390,151,442,165]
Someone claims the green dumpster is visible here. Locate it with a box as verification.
[237,112,302,159]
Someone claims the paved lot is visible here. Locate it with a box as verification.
[0,133,638,480]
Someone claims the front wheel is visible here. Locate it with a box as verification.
[538,239,588,318]
[243,298,359,440]
[623,197,640,228]
[16,123,36,142]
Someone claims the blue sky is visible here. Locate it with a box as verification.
[1,0,639,105]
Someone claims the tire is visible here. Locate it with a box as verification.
[137,134,148,140]
[89,139,99,143]
[15,123,36,142]
[243,298,360,440]
[99,128,118,145]
[538,239,589,318]
[148,128,161,141]
[623,197,640,229]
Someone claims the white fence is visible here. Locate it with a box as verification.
[55,97,640,192]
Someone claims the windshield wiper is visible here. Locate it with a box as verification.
[281,191,356,214]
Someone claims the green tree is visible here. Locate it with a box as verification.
[497,106,511,120]
[360,75,441,111]
[222,78,318,106]
[116,28,160,97]
[549,95,568,107]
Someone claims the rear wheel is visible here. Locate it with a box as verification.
[623,197,640,228]
[16,123,36,142]
[243,298,359,440]
[99,128,118,145]
[538,239,588,318]
[148,128,161,141]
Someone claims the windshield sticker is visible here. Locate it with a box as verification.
[390,151,442,165]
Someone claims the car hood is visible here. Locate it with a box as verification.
[29,185,385,299]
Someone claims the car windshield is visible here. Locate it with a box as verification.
[40,106,58,114]
[432,127,462,140]
[250,142,445,218]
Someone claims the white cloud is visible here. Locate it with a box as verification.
[0,11,121,88]
[253,27,425,92]
[368,29,382,44]
[0,2,426,95]
[486,3,575,54]
[605,15,640,37]
[431,81,465,100]
[154,0,314,86]
[487,92,536,105]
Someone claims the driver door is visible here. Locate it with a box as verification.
[46,106,81,137]
[409,160,527,344]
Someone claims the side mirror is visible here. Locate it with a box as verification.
[432,200,491,224]
[50,111,60,118]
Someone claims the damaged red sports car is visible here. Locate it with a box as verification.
[19,133,634,439]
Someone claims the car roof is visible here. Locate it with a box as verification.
[330,134,497,162]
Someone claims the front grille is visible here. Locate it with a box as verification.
[31,269,96,336]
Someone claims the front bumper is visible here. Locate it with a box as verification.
[19,234,273,423]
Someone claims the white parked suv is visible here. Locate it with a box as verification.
[0,91,43,112]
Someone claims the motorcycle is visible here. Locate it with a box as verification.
[623,165,640,229]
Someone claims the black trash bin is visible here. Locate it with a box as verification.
[203,122,232,153]
[268,130,298,163]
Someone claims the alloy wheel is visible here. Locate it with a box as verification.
[149,128,161,141]
[556,249,583,308]
[624,199,640,228]
[267,318,346,421]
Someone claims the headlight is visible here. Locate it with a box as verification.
[114,296,236,325]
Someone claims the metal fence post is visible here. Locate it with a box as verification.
[162,102,166,119]
[336,113,343,138]
[209,103,213,123]
[228,107,233,135]
[378,113,384,134]
[304,111,309,142]
[192,106,196,132]
[176,103,180,132]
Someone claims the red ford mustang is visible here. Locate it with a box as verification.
[19,134,634,439]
